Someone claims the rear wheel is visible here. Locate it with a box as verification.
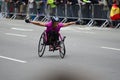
[59,41,66,58]
[38,32,46,57]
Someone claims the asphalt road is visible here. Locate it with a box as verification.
[0,19,120,80]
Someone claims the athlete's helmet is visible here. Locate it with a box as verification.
[51,16,59,22]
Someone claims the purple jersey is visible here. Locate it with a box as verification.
[45,21,64,33]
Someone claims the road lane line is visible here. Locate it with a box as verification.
[101,46,120,51]
[79,31,95,34]
[11,27,33,31]
[5,33,27,37]
[0,55,27,63]
[61,27,95,34]
[78,27,91,30]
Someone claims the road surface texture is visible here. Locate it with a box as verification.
[0,19,120,80]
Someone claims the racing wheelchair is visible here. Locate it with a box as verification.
[38,31,66,58]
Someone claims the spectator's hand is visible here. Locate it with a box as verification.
[25,18,31,23]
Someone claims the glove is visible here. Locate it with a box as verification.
[75,21,81,25]
[25,19,30,23]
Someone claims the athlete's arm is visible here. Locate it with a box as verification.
[62,22,76,27]
[30,21,46,27]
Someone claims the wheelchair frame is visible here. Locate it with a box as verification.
[38,31,66,58]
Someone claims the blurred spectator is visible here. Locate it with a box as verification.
[67,0,72,17]
[106,0,113,10]
[35,0,41,10]
[83,0,91,3]
[79,0,92,18]
[47,0,56,16]
[1,0,9,17]
[19,0,26,14]
[35,0,47,16]
[78,0,91,5]
[67,0,78,17]
[116,0,120,7]
[110,0,120,28]
[0,0,2,12]
[13,0,20,13]
[98,0,107,5]
[90,0,99,4]
[42,0,47,15]
[78,0,85,5]
[56,0,67,16]
[77,0,91,20]
[38,0,47,16]
[110,0,120,20]
[68,0,78,5]
[8,0,14,14]
[28,0,34,14]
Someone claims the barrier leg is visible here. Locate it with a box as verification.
[87,19,94,26]
[10,13,16,20]
[0,12,4,19]
[115,23,120,28]
[100,20,109,28]
[33,15,39,21]
[61,18,67,23]
[40,16,49,22]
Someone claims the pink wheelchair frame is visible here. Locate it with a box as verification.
[38,30,66,58]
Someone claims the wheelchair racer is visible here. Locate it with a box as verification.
[25,16,79,50]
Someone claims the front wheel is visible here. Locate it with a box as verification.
[59,41,66,58]
[38,32,46,57]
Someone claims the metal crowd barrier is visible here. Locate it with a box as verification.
[90,4,109,27]
[79,4,109,27]
[0,3,119,28]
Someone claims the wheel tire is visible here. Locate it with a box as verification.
[59,41,66,59]
[38,32,46,57]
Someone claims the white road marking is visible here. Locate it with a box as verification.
[0,55,27,63]
[101,46,120,51]
[11,27,33,31]
[78,27,91,30]
[5,33,27,37]
[61,27,95,34]
[6,22,26,27]
[61,27,72,31]
[79,31,95,34]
